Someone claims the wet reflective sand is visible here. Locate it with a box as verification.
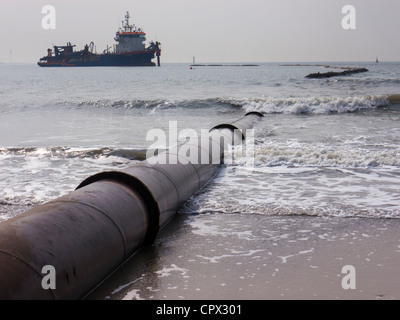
[86,213,400,300]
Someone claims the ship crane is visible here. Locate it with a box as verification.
[88,42,94,54]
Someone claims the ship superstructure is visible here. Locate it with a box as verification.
[115,12,147,53]
[38,11,161,67]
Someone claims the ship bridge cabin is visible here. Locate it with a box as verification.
[114,11,147,53]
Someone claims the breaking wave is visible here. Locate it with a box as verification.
[220,94,400,114]
[53,94,400,115]
[250,142,400,168]
[0,146,148,216]
[0,146,149,161]
[57,98,233,111]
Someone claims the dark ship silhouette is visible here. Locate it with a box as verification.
[38,12,161,67]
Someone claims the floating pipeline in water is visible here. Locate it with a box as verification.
[190,64,259,67]
[305,67,369,79]
[0,112,263,300]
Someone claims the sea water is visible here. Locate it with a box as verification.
[1,62,399,221]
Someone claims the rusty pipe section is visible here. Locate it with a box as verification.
[0,112,263,300]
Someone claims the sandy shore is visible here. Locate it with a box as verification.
[86,213,400,300]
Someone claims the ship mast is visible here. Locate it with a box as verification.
[123,11,134,32]
[124,11,130,31]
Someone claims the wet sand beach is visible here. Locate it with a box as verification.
[86,213,400,300]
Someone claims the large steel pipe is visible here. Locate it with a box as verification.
[210,111,263,139]
[0,180,149,299]
[0,112,263,299]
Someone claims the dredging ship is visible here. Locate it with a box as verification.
[38,12,161,67]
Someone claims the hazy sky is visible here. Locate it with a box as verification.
[1,0,399,63]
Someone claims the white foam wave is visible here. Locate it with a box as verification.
[252,141,400,168]
[221,95,390,114]
[180,166,400,219]
[0,147,136,217]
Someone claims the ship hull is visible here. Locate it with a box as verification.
[38,51,156,67]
